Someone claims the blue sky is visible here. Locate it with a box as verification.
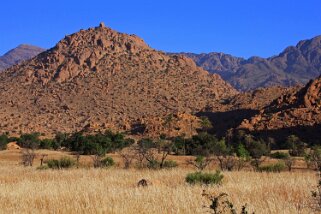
[1,0,321,58]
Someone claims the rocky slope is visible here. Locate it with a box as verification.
[0,44,44,71]
[239,75,321,144]
[0,23,237,137]
[180,35,321,91]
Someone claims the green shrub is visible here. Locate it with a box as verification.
[162,160,178,168]
[185,171,223,185]
[100,156,115,168]
[46,157,75,169]
[258,162,286,172]
[46,159,59,169]
[0,134,9,150]
[270,152,289,159]
[147,160,160,169]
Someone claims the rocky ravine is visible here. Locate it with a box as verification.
[0,23,237,137]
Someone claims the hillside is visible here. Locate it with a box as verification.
[239,75,321,144]
[0,23,237,137]
[180,35,321,91]
[0,44,44,71]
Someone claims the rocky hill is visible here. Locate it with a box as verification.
[0,23,237,137]
[180,35,321,91]
[0,44,44,71]
[239,75,321,144]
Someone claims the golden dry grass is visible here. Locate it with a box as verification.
[0,163,318,214]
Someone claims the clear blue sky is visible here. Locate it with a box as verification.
[1,0,321,58]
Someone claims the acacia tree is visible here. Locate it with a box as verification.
[247,140,269,170]
[117,147,136,169]
[187,155,213,171]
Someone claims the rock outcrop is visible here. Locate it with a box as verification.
[238,75,321,143]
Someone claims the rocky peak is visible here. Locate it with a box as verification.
[6,23,153,83]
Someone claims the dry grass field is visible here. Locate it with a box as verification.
[0,150,318,214]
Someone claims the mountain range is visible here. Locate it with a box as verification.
[1,25,321,143]
[0,44,44,71]
[179,35,321,91]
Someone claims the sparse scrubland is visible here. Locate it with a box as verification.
[0,147,319,214]
[0,123,320,213]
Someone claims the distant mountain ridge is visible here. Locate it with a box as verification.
[0,44,44,71]
[179,35,321,91]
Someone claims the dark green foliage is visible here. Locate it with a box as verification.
[185,171,223,185]
[46,157,75,169]
[172,136,187,155]
[0,134,9,150]
[270,152,290,159]
[60,131,135,155]
[18,133,41,149]
[258,162,286,173]
[53,132,69,150]
[246,140,269,159]
[100,156,115,167]
[236,144,250,159]
[39,139,54,149]
[186,132,225,156]
[285,135,306,156]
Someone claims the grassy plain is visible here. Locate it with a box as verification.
[0,150,317,214]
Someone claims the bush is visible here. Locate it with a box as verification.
[258,162,286,173]
[39,139,54,149]
[162,160,178,168]
[270,152,289,159]
[46,157,75,169]
[100,156,115,168]
[0,134,9,150]
[147,160,160,169]
[18,133,41,149]
[185,171,223,185]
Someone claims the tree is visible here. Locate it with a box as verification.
[284,157,295,171]
[117,147,136,169]
[199,116,213,132]
[285,135,306,157]
[21,149,36,166]
[134,138,156,168]
[235,144,250,170]
[305,146,321,171]
[18,133,41,149]
[172,136,187,155]
[187,155,213,171]
[247,140,269,170]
